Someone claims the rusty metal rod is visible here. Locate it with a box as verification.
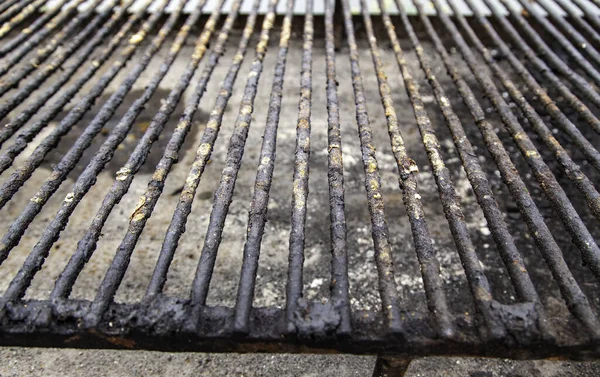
[0,0,26,16]
[465,0,600,152]
[232,0,295,333]
[364,0,457,339]
[481,0,600,135]
[82,0,258,327]
[340,0,403,333]
[0,0,177,263]
[447,0,600,223]
[0,0,48,39]
[188,0,282,312]
[285,0,313,333]
[52,0,248,302]
[387,0,539,310]
[571,0,600,31]
[413,0,600,338]
[323,0,351,336]
[430,0,600,283]
[0,0,104,90]
[553,0,600,48]
[0,0,172,206]
[498,0,600,90]
[0,0,77,57]
[0,0,139,123]
[0,0,151,146]
[0,0,36,25]
[532,0,600,68]
[1,0,228,308]
[80,0,263,325]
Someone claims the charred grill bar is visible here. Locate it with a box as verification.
[0,0,599,375]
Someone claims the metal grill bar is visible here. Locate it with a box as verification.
[286,0,312,332]
[0,0,103,91]
[144,0,253,300]
[0,0,141,129]
[340,0,404,333]
[0,0,175,223]
[0,0,600,366]
[481,0,600,135]
[1,0,224,313]
[466,0,600,158]
[495,0,600,108]
[447,0,600,220]
[0,0,74,57]
[412,0,600,338]
[0,0,150,145]
[323,0,351,336]
[0,0,37,25]
[0,0,27,16]
[0,0,47,38]
[233,0,293,334]
[572,0,600,31]
[54,0,247,304]
[83,0,233,326]
[0,0,182,300]
[360,0,458,338]
[553,0,600,47]
[429,0,600,284]
[190,0,281,316]
[384,0,541,329]
[525,0,600,69]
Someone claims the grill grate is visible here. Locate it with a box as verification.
[0,0,599,374]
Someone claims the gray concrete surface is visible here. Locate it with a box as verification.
[1,10,600,377]
[3,348,600,376]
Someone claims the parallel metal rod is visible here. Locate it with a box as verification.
[232,0,295,333]
[531,0,600,68]
[0,0,36,24]
[432,0,600,283]
[340,0,403,333]
[1,0,221,306]
[0,0,139,125]
[285,0,313,332]
[0,0,104,91]
[364,0,456,339]
[467,0,600,149]
[572,0,600,31]
[498,0,600,90]
[553,0,600,48]
[447,0,600,224]
[0,0,150,146]
[0,0,77,57]
[0,0,47,38]
[481,0,600,136]
[53,0,248,302]
[323,0,351,335]
[413,0,600,338]
[143,0,254,300]
[0,0,175,264]
[189,0,282,310]
[0,0,25,16]
[388,0,538,307]
[82,0,253,326]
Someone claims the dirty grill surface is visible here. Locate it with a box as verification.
[0,0,599,362]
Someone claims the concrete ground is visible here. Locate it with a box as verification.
[2,348,600,376]
[0,10,599,377]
